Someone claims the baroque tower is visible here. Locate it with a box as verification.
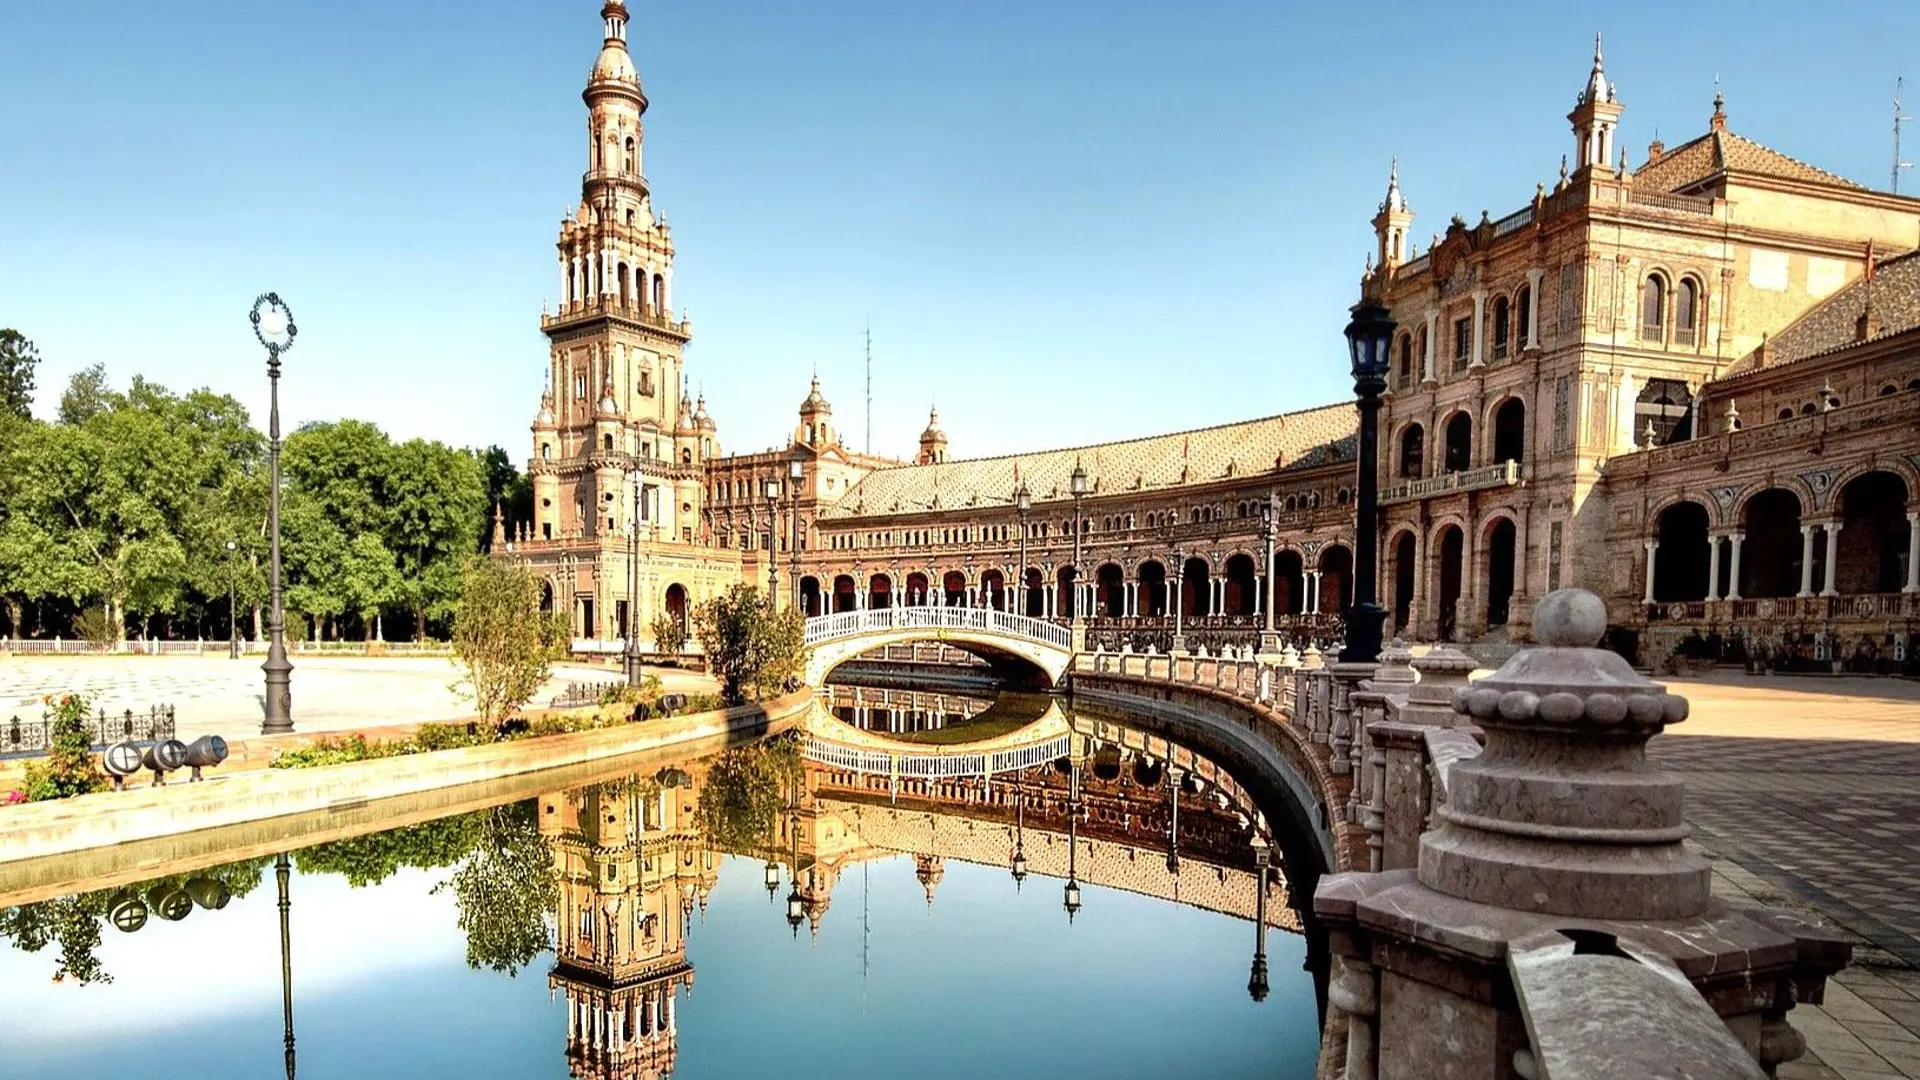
[532,0,710,552]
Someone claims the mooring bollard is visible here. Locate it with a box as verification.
[102,741,144,790]
[184,877,231,910]
[658,693,687,717]
[147,883,193,921]
[181,735,229,782]
[107,893,149,933]
[142,739,188,786]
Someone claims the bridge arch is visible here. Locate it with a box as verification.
[804,606,1074,689]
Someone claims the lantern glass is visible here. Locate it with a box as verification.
[1344,300,1396,380]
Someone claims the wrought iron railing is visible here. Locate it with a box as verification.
[2,705,177,758]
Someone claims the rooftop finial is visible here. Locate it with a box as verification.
[1381,157,1408,213]
[1581,31,1612,105]
[1711,75,1727,131]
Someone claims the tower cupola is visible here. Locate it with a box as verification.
[917,407,948,465]
[1568,33,1625,174]
[796,376,836,447]
[1371,157,1415,270]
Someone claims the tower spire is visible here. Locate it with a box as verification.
[1568,31,1625,174]
[1372,157,1415,270]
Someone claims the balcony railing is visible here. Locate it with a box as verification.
[1380,459,1522,506]
[541,296,690,336]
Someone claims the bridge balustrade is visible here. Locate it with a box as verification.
[804,606,1072,650]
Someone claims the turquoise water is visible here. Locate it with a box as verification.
[0,699,1322,1079]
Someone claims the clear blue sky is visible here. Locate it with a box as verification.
[3,1,1915,461]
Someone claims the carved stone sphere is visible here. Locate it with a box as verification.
[1534,588,1607,648]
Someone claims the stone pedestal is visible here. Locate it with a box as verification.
[1314,589,1849,1080]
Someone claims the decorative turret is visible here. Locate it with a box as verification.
[693,392,715,433]
[1371,158,1415,270]
[796,375,836,448]
[1568,32,1625,174]
[914,854,946,908]
[675,392,696,434]
[917,406,947,465]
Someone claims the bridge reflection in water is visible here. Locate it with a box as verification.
[0,687,1313,1079]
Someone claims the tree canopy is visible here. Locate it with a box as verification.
[0,363,516,642]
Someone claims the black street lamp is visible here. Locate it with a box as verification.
[1170,545,1187,654]
[225,539,240,660]
[251,293,296,734]
[1165,767,1182,875]
[762,475,782,605]
[1259,497,1279,655]
[1069,459,1089,620]
[1340,299,1396,664]
[1013,481,1032,616]
[275,852,297,1078]
[626,466,644,687]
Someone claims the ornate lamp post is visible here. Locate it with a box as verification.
[225,539,240,660]
[1069,459,1089,621]
[762,475,782,605]
[625,466,644,687]
[1013,481,1032,616]
[1165,767,1182,875]
[250,293,296,735]
[1340,299,1396,664]
[788,453,805,611]
[1170,545,1187,654]
[1259,496,1279,656]
[275,852,297,1078]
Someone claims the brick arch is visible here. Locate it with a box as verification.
[1478,508,1521,538]
[1830,460,1920,509]
[1648,493,1717,532]
[1729,480,1812,525]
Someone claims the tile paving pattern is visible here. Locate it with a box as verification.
[1653,674,1920,1078]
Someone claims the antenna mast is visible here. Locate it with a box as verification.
[863,322,873,456]
[1897,75,1914,194]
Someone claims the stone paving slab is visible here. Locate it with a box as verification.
[1656,673,1920,1079]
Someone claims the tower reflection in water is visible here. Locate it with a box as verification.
[539,689,1297,1076]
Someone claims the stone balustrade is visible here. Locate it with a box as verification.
[1071,590,1852,1077]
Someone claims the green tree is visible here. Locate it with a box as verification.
[440,802,554,974]
[452,558,566,730]
[340,532,402,639]
[57,363,108,425]
[387,438,487,638]
[0,329,38,420]
[692,584,806,705]
[295,813,484,887]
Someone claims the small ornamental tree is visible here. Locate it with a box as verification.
[451,559,566,732]
[692,585,806,706]
[650,608,688,655]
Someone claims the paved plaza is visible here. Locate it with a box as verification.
[1651,673,1920,1079]
[0,654,716,746]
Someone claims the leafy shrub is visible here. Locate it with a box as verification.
[414,722,487,752]
[24,694,104,801]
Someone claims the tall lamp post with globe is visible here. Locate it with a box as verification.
[251,293,297,734]
[1339,299,1396,664]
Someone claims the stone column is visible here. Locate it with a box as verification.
[1821,521,1843,597]
[1309,570,1323,614]
[1907,512,1920,594]
[1525,267,1544,349]
[1705,535,1723,602]
[1469,289,1487,368]
[1254,573,1265,616]
[1798,525,1817,597]
[1726,532,1745,601]
[1422,308,1438,384]
[1642,539,1659,603]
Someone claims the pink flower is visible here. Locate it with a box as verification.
[3,790,26,804]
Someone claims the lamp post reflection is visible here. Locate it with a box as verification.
[276,852,296,1079]
[1165,767,1182,876]
[1064,749,1083,922]
[1249,831,1271,1003]
[1010,767,1028,890]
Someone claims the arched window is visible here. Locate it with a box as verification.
[651,275,665,315]
[1777,407,1795,421]
[1398,424,1425,479]
[1516,285,1532,349]
[1492,296,1511,361]
[1413,326,1427,380]
[624,136,635,173]
[1674,278,1699,346]
[618,263,631,308]
[1641,274,1667,340]
[1396,334,1414,387]
[1443,412,1473,473]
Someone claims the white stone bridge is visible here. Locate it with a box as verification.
[802,606,1074,688]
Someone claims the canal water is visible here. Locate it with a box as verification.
[0,685,1322,1079]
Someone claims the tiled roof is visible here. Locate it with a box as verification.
[1738,250,1920,369]
[1631,128,1863,195]
[818,402,1357,521]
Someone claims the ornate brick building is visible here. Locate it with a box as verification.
[511,13,1920,669]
